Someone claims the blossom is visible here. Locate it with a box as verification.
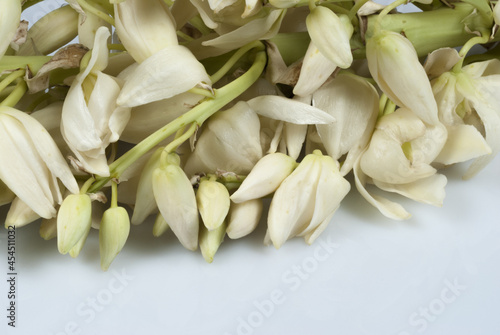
[430,49,499,178]
[355,108,448,219]
[114,0,178,63]
[61,26,131,176]
[0,106,78,219]
[366,30,439,125]
[57,194,92,255]
[152,152,199,251]
[197,178,230,230]
[226,199,263,239]
[100,207,130,271]
[267,150,350,248]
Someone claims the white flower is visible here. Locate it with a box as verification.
[0,107,78,219]
[116,45,212,107]
[152,152,199,251]
[306,6,353,69]
[312,74,379,175]
[61,27,131,176]
[431,53,500,178]
[5,197,40,229]
[197,179,230,230]
[366,30,439,125]
[199,220,227,263]
[268,150,350,248]
[226,199,263,239]
[100,207,130,271]
[230,153,296,203]
[184,101,263,176]
[57,194,92,255]
[355,108,448,220]
[0,0,21,59]
[114,0,178,63]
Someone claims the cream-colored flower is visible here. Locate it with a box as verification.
[306,6,353,69]
[0,179,15,207]
[5,197,40,229]
[268,150,350,248]
[313,74,379,175]
[184,101,263,176]
[226,199,263,239]
[152,152,199,251]
[100,206,130,271]
[61,27,131,176]
[0,107,78,219]
[197,178,230,231]
[366,30,439,125]
[199,220,227,263]
[230,153,296,203]
[114,0,178,63]
[0,0,21,59]
[355,108,448,219]
[57,194,92,255]
[430,51,499,178]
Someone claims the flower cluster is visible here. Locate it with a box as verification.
[1,0,499,269]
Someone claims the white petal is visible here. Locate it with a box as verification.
[306,7,353,68]
[0,0,21,58]
[197,180,230,231]
[230,153,296,203]
[152,165,199,251]
[117,45,211,107]
[284,123,308,160]
[353,154,411,220]
[202,9,285,50]
[293,41,337,97]
[435,124,491,165]
[5,197,40,228]
[227,199,263,239]
[247,95,336,124]
[424,48,462,79]
[373,174,447,207]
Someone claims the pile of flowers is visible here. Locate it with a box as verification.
[1,0,499,270]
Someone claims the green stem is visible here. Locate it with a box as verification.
[80,177,96,194]
[110,181,118,208]
[0,80,27,107]
[374,0,411,34]
[165,122,197,153]
[210,40,265,83]
[0,69,25,94]
[88,46,267,193]
[76,0,115,25]
[0,56,52,75]
[453,30,491,71]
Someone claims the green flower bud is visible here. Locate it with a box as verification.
[57,194,92,255]
[100,207,130,271]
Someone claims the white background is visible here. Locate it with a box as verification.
[2,1,500,335]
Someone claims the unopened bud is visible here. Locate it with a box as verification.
[197,179,230,231]
[100,206,130,271]
[57,194,92,255]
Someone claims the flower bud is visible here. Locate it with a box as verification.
[230,153,296,203]
[152,212,170,237]
[57,194,92,255]
[199,220,227,263]
[5,197,40,228]
[306,6,353,69]
[0,0,21,59]
[366,30,439,125]
[197,179,230,231]
[114,0,178,63]
[69,225,91,258]
[226,199,263,239]
[100,207,131,271]
[153,152,199,251]
[40,218,57,241]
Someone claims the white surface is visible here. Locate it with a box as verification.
[3,1,500,335]
[1,156,499,335]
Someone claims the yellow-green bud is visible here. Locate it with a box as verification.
[196,179,230,231]
[99,207,130,271]
[57,194,92,255]
[199,220,227,263]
